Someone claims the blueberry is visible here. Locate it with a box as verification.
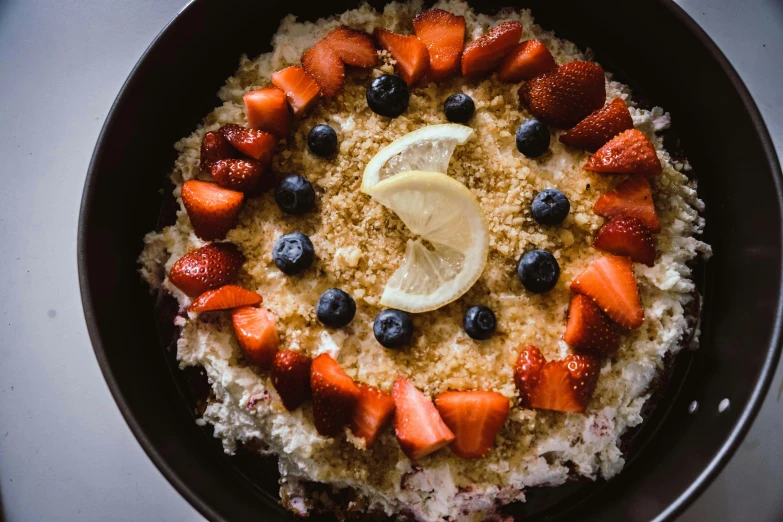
[517,249,560,294]
[444,94,475,123]
[308,124,338,157]
[516,119,550,158]
[272,232,314,275]
[463,305,497,340]
[316,288,356,328]
[275,175,315,215]
[366,74,409,118]
[373,309,413,348]
[531,189,570,225]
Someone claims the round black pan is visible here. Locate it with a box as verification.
[78,0,783,520]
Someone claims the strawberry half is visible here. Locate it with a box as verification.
[571,255,644,329]
[310,354,361,437]
[594,216,656,267]
[560,98,634,152]
[168,243,244,297]
[189,284,262,313]
[563,294,619,356]
[461,21,523,79]
[271,350,312,410]
[412,9,466,83]
[392,377,455,460]
[435,390,510,459]
[323,25,377,67]
[209,158,265,193]
[514,346,600,413]
[302,40,345,98]
[593,175,661,233]
[585,128,662,176]
[243,87,291,138]
[232,306,279,369]
[374,28,430,87]
[181,180,244,241]
[271,66,321,116]
[219,124,276,164]
[497,39,557,83]
[199,131,238,170]
[350,384,396,448]
[518,61,606,128]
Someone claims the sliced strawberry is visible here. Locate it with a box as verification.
[513,346,546,407]
[323,25,377,67]
[168,242,244,297]
[585,128,661,176]
[497,39,557,83]
[461,21,523,79]
[563,294,619,356]
[209,158,265,193]
[392,377,455,460]
[199,131,238,170]
[310,354,360,437]
[518,61,606,128]
[302,40,344,98]
[232,306,279,369]
[243,87,291,138]
[571,255,644,329]
[412,9,466,83]
[189,284,262,313]
[593,176,661,233]
[374,28,430,86]
[181,180,244,240]
[350,384,395,448]
[594,216,656,266]
[435,390,509,459]
[560,98,634,152]
[270,66,321,116]
[271,349,312,410]
[219,124,276,164]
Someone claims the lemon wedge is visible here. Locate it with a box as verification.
[367,171,489,313]
[361,124,474,192]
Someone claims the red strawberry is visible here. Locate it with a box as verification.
[571,255,644,329]
[243,87,291,138]
[560,98,634,152]
[302,40,344,98]
[513,346,546,407]
[181,180,244,240]
[199,131,238,170]
[271,350,312,410]
[270,66,321,116]
[435,390,510,459]
[563,294,619,356]
[232,306,279,369]
[374,28,430,87]
[189,284,262,313]
[497,39,557,83]
[219,124,276,164]
[392,377,455,460]
[412,9,466,83]
[518,61,606,128]
[323,25,377,67]
[461,21,523,79]
[585,128,662,176]
[209,158,265,193]
[593,176,661,233]
[310,354,361,437]
[594,216,656,266]
[350,384,395,448]
[168,243,244,297]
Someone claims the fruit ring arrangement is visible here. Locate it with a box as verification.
[167,9,668,461]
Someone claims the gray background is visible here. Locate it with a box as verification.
[0,0,781,520]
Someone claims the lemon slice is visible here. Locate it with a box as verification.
[361,124,474,192]
[367,171,489,313]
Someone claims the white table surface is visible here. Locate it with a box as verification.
[0,0,780,520]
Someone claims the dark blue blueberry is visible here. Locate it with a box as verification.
[366,74,409,118]
[373,309,413,348]
[308,124,338,157]
[444,94,475,123]
[517,249,560,294]
[316,289,356,328]
[272,232,314,275]
[531,189,570,225]
[516,119,550,158]
[275,174,315,215]
[463,305,497,340]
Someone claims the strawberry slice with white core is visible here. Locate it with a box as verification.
[460,21,523,79]
[412,9,466,83]
[392,377,454,460]
[302,40,345,98]
[243,87,291,138]
[322,26,377,67]
[270,66,322,116]
[497,39,557,83]
[188,284,262,313]
[232,306,279,369]
[310,354,361,437]
[593,175,661,233]
[181,180,244,241]
[351,384,396,447]
[570,255,644,329]
[374,28,430,86]
[435,390,510,459]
